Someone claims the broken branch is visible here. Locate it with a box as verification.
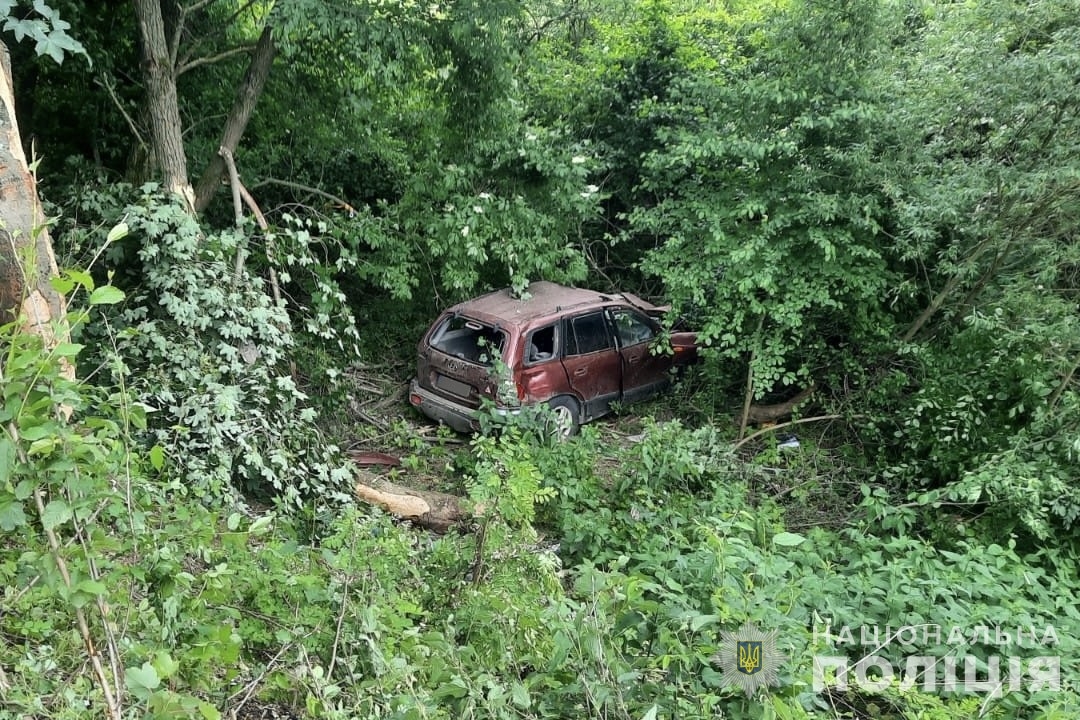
[733,414,846,450]
[251,178,355,214]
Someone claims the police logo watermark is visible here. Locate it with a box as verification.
[714,622,785,696]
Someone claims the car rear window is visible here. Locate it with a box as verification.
[429,315,506,366]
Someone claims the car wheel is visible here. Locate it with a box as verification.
[547,396,580,439]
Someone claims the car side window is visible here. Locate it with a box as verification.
[609,308,656,348]
[565,312,614,356]
[526,325,558,364]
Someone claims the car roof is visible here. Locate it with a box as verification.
[447,281,652,326]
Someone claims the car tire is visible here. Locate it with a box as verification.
[547,396,580,440]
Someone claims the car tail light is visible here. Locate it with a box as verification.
[409,392,423,406]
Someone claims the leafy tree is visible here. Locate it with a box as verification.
[870,0,1080,542]
[631,0,893,398]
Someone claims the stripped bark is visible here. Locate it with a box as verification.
[0,43,75,386]
[744,385,816,425]
[354,473,472,533]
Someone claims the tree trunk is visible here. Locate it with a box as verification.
[0,42,74,385]
[193,25,276,212]
[743,385,816,425]
[133,0,195,212]
[354,470,473,533]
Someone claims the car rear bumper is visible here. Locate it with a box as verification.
[408,380,480,434]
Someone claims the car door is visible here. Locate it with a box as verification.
[560,311,621,420]
[608,307,670,403]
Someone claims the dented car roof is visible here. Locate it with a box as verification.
[445,281,663,325]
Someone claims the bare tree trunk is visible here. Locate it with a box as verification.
[133,0,196,212]
[193,25,276,212]
[744,385,816,424]
[354,472,472,533]
[0,42,74,385]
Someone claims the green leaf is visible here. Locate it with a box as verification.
[51,343,84,358]
[125,663,161,698]
[67,269,94,291]
[18,424,52,442]
[0,437,13,486]
[148,445,165,471]
[88,286,125,305]
[772,531,806,547]
[75,578,107,596]
[0,501,27,531]
[248,515,273,535]
[41,499,71,530]
[690,613,719,632]
[639,705,658,720]
[510,682,530,708]
[49,275,75,295]
[151,650,179,680]
[107,221,129,244]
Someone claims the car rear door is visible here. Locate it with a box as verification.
[418,314,506,409]
[560,311,621,420]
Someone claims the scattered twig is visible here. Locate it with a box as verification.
[733,414,848,450]
[226,641,294,717]
[326,572,352,682]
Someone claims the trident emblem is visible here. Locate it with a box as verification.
[738,640,763,675]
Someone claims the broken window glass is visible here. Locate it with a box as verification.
[430,316,505,365]
[610,309,656,348]
[527,325,557,363]
[566,312,613,356]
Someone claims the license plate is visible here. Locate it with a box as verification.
[435,374,472,398]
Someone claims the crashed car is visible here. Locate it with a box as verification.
[408,281,697,436]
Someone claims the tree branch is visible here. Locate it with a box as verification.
[238,183,284,311]
[220,147,247,284]
[737,315,766,440]
[745,385,816,425]
[250,177,356,214]
[192,24,275,212]
[176,44,254,77]
[175,0,259,70]
[94,75,146,150]
[901,236,997,343]
[1048,354,1080,412]
[733,414,848,450]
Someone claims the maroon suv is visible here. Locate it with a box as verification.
[408,281,697,436]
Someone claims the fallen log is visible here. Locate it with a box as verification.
[354,471,472,532]
[744,385,816,425]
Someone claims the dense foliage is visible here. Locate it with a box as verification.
[3,0,1080,717]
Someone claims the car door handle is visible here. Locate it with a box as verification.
[573,367,588,377]
[627,355,641,364]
